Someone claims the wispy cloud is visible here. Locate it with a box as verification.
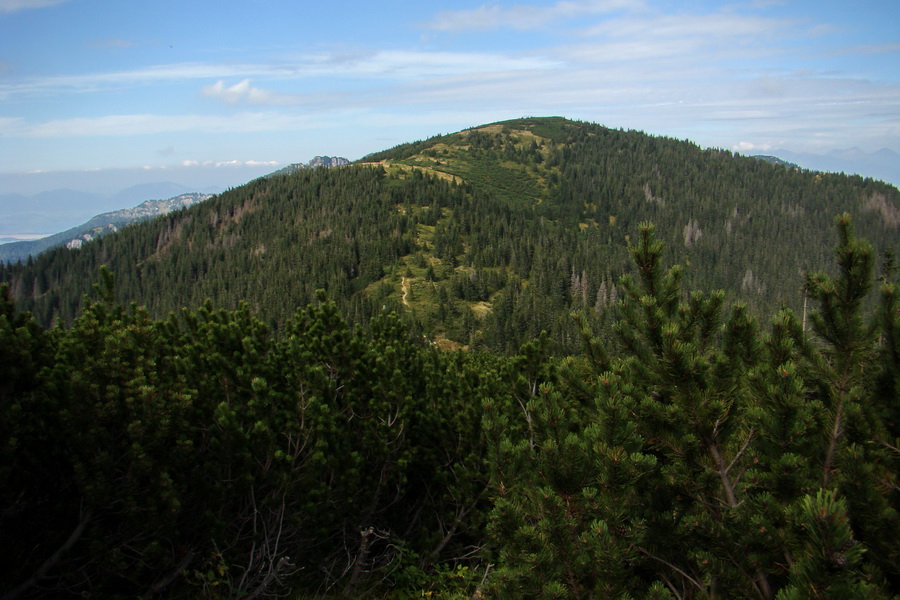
[427,0,646,32]
[0,50,557,102]
[0,62,247,100]
[0,0,68,13]
[0,116,25,135]
[821,42,900,59]
[578,11,800,57]
[86,37,135,50]
[328,49,557,78]
[5,112,328,138]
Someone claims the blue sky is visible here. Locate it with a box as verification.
[1,0,898,197]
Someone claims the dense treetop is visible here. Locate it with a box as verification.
[2,214,898,598]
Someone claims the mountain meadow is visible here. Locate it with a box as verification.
[1,117,899,599]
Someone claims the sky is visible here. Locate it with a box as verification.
[0,0,899,201]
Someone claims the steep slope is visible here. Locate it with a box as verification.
[2,117,898,353]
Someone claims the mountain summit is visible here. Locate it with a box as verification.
[2,117,897,352]
[264,155,350,178]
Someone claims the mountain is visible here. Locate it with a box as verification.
[107,182,197,207]
[753,155,801,170]
[0,188,110,234]
[0,193,212,263]
[2,117,898,353]
[0,182,198,236]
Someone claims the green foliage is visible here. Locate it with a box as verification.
[487,376,659,599]
[487,218,900,599]
[0,280,508,598]
[776,489,887,599]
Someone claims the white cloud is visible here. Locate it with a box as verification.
[202,79,275,104]
[180,159,278,169]
[0,0,68,13]
[201,79,326,106]
[181,159,281,169]
[733,141,774,152]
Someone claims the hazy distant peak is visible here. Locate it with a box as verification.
[0,192,212,263]
[764,147,900,189]
[873,148,899,159]
[109,182,196,205]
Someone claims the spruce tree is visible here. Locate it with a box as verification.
[774,214,900,594]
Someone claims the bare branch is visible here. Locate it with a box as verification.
[639,549,707,597]
[2,508,93,600]
[725,428,755,477]
[145,550,196,597]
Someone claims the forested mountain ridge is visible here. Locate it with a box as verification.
[2,117,897,353]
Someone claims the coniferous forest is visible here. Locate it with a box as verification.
[1,118,899,598]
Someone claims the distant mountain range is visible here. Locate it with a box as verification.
[752,155,802,169]
[0,193,212,263]
[0,157,352,263]
[0,159,352,238]
[0,182,204,236]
